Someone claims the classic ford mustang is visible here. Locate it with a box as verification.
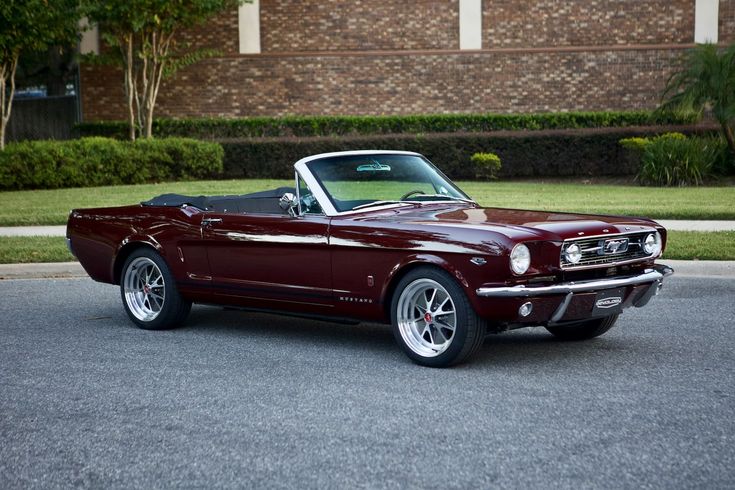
[67,150,673,367]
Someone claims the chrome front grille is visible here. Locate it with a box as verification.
[560,232,653,269]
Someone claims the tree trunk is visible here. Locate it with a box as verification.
[0,55,19,151]
[123,35,136,141]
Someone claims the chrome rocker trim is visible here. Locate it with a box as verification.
[476,264,674,324]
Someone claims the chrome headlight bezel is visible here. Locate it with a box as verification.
[510,243,531,275]
[643,232,662,256]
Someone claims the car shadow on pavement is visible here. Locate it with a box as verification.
[174,305,634,370]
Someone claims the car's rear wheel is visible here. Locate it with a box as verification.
[545,314,619,341]
[391,267,486,367]
[120,248,191,330]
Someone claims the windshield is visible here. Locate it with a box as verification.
[305,154,472,213]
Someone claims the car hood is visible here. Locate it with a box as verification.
[356,204,661,241]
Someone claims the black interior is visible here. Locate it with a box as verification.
[141,187,296,214]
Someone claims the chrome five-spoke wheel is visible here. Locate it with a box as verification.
[120,248,191,330]
[396,278,457,357]
[391,267,486,367]
[123,256,166,322]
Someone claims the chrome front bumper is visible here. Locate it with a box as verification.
[476,264,674,323]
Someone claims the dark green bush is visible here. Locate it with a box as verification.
[621,133,732,186]
[218,127,710,180]
[0,137,223,190]
[76,110,698,139]
[638,134,722,186]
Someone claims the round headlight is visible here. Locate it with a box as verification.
[564,243,582,264]
[643,232,662,256]
[510,243,531,275]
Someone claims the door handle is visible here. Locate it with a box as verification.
[202,218,223,227]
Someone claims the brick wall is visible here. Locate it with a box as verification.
[81,48,684,120]
[176,9,240,55]
[260,0,459,51]
[721,0,735,43]
[483,0,693,48]
[80,0,720,121]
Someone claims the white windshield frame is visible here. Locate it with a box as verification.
[293,150,474,217]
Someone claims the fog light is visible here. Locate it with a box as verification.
[564,243,582,264]
[519,302,533,317]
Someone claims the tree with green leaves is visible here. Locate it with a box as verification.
[660,43,735,157]
[83,0,245,141]
[0,0,80,150]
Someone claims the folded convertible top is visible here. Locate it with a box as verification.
[141,187,296,213]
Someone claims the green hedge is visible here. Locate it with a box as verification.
[219,127,711,180]
[0,137,223,190]
[76,111,699,139]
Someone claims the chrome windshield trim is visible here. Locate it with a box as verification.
[476,264,674,298]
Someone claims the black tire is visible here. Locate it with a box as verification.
[545,314,619,341]
[390,266,486,367]
[120,248,191,330]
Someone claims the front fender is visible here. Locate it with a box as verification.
[380,253,472,309]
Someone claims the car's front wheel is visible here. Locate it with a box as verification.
[545,314,619,341]
[120,248,191,330]
[391,267,486,367]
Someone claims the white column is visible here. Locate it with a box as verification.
[694,0,719,43]
[238,0,261,54]
[79,18,99,55]
[459,0,482,50]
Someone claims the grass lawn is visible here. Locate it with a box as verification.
[662,231,735,261]
[0,236,74,263]
[1,231,733,264]
[0,180,734,226]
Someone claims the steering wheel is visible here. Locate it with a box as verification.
[400,189,426,200]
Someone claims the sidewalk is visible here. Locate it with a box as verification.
[0,225,67,236]
[1,221,735,237]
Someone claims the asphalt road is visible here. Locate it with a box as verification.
[1,276,733,489]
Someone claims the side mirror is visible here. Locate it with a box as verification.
[279,192,299,217]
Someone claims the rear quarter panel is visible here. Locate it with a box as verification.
[67,205,204,286]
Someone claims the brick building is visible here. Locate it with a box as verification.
[79,0,735,121]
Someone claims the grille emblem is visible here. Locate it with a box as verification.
[602,238,629,255]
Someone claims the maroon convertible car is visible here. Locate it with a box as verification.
[67,150,673,367]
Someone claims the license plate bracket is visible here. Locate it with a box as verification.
[592,287,626,316]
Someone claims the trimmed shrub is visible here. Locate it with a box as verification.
[470,152,502,180]
[0,137,223,190]
[76,110,698,139]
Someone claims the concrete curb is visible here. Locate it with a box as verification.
[0,262,87,280]
[1,260,733,280]
[663,260,735,277]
